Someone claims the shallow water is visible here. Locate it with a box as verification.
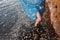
[0,0,57,40]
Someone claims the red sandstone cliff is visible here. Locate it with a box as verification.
[44,0,60,40]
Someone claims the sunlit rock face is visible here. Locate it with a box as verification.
[46,0,60,39]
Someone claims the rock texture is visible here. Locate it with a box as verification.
[45,0,60,40]
[46,0,60,40]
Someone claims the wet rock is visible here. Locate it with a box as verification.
[18,18,57,40]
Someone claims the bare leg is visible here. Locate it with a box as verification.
[35,12,42,26]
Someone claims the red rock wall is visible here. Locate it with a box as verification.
[45,0,60,40]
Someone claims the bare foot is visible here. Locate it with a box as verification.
[35,12,42,26]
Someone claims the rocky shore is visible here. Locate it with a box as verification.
[0,0,59,40]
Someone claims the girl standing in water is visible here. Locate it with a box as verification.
[18,0,45,40]
[19,0,45,27]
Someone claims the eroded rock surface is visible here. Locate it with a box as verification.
[46,0,60,40]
